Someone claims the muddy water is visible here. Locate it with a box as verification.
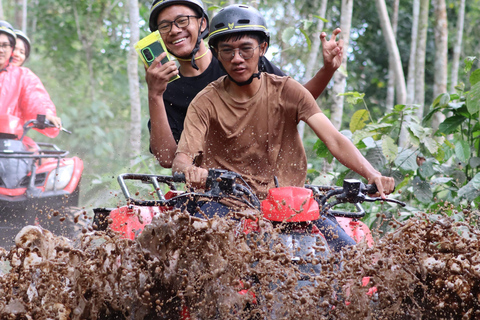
[0,208,479,319]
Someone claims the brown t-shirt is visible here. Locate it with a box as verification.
[177,73,322,200]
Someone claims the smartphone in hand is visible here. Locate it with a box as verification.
[135,31,180,82]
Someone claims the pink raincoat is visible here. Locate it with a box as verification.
[0,64,59,138]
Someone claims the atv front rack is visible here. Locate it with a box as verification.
[0,143,69,159]
[116,170,261,210]
[117,173,180,206]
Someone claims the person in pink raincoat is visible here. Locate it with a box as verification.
[11,29,30,67]
[0,21,61,141]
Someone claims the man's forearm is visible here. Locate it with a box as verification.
[172,152,193,174]
[329,136,382,181]
[149,94,177,168]
[303,66,336,100]
[173,152,208,188]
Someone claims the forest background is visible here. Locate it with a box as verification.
[1,0,480,229]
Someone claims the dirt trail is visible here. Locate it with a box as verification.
[0,209,479,319]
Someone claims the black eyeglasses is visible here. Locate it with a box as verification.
[218,45,262,62]
[0,43,11,50]
[157,15,199,34]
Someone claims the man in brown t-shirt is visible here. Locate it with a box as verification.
[173,4,395,251]
[175,73,319,200]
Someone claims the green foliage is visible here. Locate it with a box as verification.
[280,15,327,52]
[314,139,334,163]
[312,62,480,231]
[338,92,365,105]
[349,109,369,133]
[4,0,479,222]
[10,0,156,208]
[464,56,477,73]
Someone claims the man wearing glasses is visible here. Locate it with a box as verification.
[0,21,61,136]
[146,0,344,168]
[172,5,395,252]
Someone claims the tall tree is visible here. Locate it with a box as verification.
[406,0,420,105]
[450,0,466,93]
[72,0,120,101]
[385,0,399,113]
[414,0,430,119]
[375,0,406,105]
[330,0,353,130]
[278,0,296,67]
[399,0,420,146]
[431,0,448,130]
[127,0,141,162]
[14,0,21,27]
[0,0,4,20]
[21,0,26,33]
[376,0,408,146]
[298,0,327,140]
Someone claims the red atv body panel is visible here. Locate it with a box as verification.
[108,190,181,240]
[109,206,160,240]
[335,217,374,247]
[0,157,83,197]
[107,186,373,248]
[261,187,319,222]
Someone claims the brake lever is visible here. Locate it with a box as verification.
[362,196,406,207]
[61,127,72,134]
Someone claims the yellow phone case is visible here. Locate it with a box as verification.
[135,31,180,82]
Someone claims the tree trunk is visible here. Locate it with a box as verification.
[22,0,27,33]
[31,0,38,35]
[414,0,430,119]
[72,0,120,101]
[375,0,406,105]
[73,4,96,100]
[279,0,295,67]
[330,0,353,130]
[15,0,22,27]
[385,0,399,113]
[399,0,420,146]
[127,0,142,163]
[298,0,327,140]
[450,0,465,93]
[431,0,448,131]
[302,0,327,83]
[0,0,3,20]
[406,0,420,105]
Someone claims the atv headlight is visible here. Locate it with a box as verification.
[45,164,74,191]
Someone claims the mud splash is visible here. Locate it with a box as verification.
[0,209,479,319]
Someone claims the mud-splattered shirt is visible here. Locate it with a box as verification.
[177,73,321,200]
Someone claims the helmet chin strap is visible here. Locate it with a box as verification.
[227,71,261,86]
[219,55,265,86]
[189,38,201,70]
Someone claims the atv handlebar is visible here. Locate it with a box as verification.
[117,169,405,219]
[119,170,261,209]
[306,179,405,218]
[172,172,186,183]
[21,115,71,141]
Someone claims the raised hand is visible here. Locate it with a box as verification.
[145,52,179,97]
[320,28,344,72]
